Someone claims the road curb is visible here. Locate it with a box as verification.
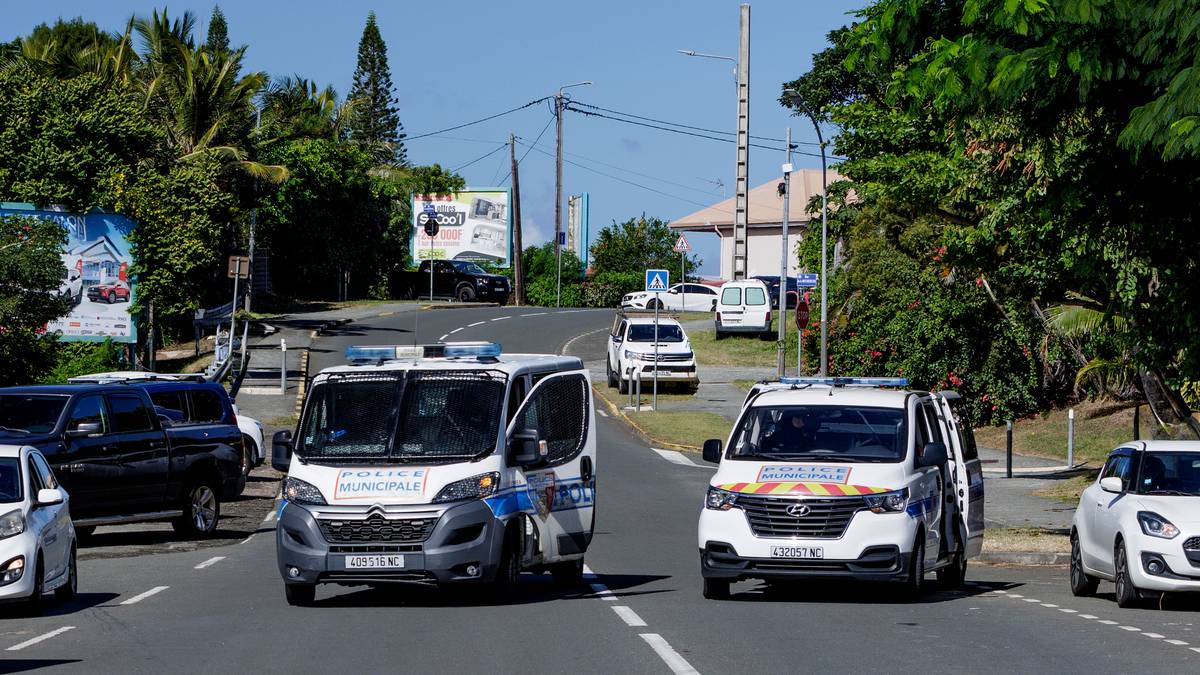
[977,551,1070,566]
[591,384,701,453]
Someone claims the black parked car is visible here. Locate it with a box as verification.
[752,275,800,309]
[394,260,511,303]
[0,385,244,538]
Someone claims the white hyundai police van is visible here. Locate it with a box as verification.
[697,377,983,599]
[271,342,596,606]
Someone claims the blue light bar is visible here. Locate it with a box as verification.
[345,342,502,363]
[443,342,503,359]
[779,376,909,388]
[345,345,422,362]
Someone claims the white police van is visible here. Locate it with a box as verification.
[272,342,596,606]
[697,377,983,599]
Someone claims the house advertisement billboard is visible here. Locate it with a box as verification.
[411,189,513,266]
[0,203,138,344]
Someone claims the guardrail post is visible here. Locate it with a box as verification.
[1067,408,1075,467]
[1006,419,1013,479]
[280,339,287,395]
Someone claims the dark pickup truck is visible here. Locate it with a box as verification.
[395,260,511,303]
[0,385,244,537]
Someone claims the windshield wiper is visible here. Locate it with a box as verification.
[0,426,29,434]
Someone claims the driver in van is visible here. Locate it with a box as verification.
[764,410,818,452]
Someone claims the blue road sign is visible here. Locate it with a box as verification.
[797,273,819,288]
[645,269,669,293]
[422,202,437,215]
[557,231,567,246]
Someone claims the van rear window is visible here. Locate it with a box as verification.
[745,287,767,306]
[721,288,741,305]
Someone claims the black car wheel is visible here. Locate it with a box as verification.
[902,537,926,601]
[550,559,585,587]
[489,529,521,602]
[702,577,730,600]
[25,555,45,616]
[1114,540,1143,608]
[55,546,78,601]
[240,435,256,478]
[457,284,476,302]
[173,481,221,538]
[606,359,618,388]
[1069,533,1099,596]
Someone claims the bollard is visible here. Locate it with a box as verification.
[627,366,635,409]
[1006,419,1013,479]
[634,368,643,412]
[1068,408,1075,468]
[280,339,287,395]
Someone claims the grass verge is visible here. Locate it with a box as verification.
[974,401,1135,465]
[983,527,1070,554]
[593,384,732,450]
[690,319,801,368]
[1031,472,1098,505]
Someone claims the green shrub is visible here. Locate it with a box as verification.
[584,270,642,308]
[41,339,125,384]
[525,276,583,308]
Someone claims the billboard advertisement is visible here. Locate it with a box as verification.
[568,192,590,275]
[0,203,138,344]
[411,189,513,266]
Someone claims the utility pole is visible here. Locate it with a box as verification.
[733,3,751,280]
[510,133,524,305]
[554,91,564,308]
[776,127,792,378]
[816,122,829,376]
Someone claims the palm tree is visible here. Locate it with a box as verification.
[259,76,357,144]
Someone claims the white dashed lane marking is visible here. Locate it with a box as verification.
[652,449,711,469]
[490,316,510,322]
[597,409,609,418]
[120,586,169,605]
[449,327,463,334]
[6,626,75,652]
[997,591,1197,655]
[194,556,226,569]
[468,321,485,327]
[612,606,648,627]
[640,633,701,675]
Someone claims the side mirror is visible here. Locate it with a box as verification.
[1099,476,1124,493]
[157,414,175,428]
[510,428,545,466]
[66,421,103,438]
[917,442,948,468]
[272,430,294,473]
[702,439,723,464]
[36,488,64,507]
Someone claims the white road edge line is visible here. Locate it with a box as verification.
[6,626,75,651]
[194,556,226,570]
[1164,639,1189,646]
[640,633,701,675]
[1058,608,1077,613]
[612,606,648,627]
[439,334,449,341]
[120,586,170,606]
[468,321,485,327]
[1191,647,1200,654]
[652,449,709,469]
[1143,633,1165,639]
[1118,625,1141,632]
[239,533,255,545]
[1097,620,1118,625]
[490,316,511,322]
[449,327,463,334]
[522,312,547,317]
[1079,614,1098,619]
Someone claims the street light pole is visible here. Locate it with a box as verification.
[776,127,792,379]
[554,80,592,308]
[813,118,829,376]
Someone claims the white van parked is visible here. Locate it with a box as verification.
[697,377,984,600]
[272,342,597,606]
[715,279,772,338]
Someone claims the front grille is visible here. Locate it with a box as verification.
[318,515,435,544]
[656,354,693,362]
[1184,537,1200,551]
[736,494,866,538]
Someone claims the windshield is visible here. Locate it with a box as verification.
[0,394,69,435]
[452,261,487,275]
[0,458,21,503]
[1136,452,1200,496]
[627,324,684,342]
[730,405,908,463]
[298,370,506,463]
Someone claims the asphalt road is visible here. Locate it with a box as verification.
[3,306,1199,673]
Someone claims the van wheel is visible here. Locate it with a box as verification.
[606,359,618,388]
[489,531,521,602]
[902,539,926,600]
[936,544,967,589]
[285,583,316,607]
[1114,540,1144,608]
[702,577,730,600]
[1070,532,1099,597]
[172,481,221,538]
[714,329,725,341]
[551,559,585,587]
[56,546,78,601]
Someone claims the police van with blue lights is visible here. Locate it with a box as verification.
[697,377,984,599]
[271,342,596,606]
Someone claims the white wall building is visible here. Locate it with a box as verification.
[668,169,841,281]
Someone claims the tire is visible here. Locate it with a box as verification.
[457,284,476,302]
[551,559,585,587]
[25,555,45,616]
[1069,532,1099,597]
[172,481,221,538]
[618,375,629,395]
[55,545,78,602]
[647,298,662,310]
[936,540,967,590]
[285,583,316,607]
[606,359,618,388]
[902,538,926,600]
[489,529,521,602]
[106,291,115,304]
[702,577,730,600]
[240,435,256,479]
[1114,540,1143,608]
[714,329,725,341]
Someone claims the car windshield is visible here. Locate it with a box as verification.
[627,324,684,342]
[730,405,908,463]
[1136,452,1200,496]
[0,394,69,435]
[298,370,506,463]
[452,261,486,275]
[0,458,21,503]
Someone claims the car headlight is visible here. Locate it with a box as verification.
[624,349,639,360]
[864,488,909,514]
[0,509,25,539]
[705,486,738,511]
[0,556,24,585]
[432,472,501,504]
[1138,511,1180,539]
[477,278,489,284]
[283,477,327,506]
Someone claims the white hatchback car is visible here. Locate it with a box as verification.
[0,445,77,612]
[1071,441,1200,607]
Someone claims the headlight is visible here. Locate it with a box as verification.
[477,278,489,284]
[0,509,25,539]
[705,486,738,511]
[432,472,501,504]
[283,477,327,506]
[624,350,651,361]
[0,556,24,585]
[1138,511,1180,539]
[864,488,909,514]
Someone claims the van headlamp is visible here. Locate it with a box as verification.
[705,486,738,511]
[432,472,501,504]
[864,488,908,514]
[283,477,327,506]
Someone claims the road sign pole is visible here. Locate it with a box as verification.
[653,299,659,410]
[680,252,686,313]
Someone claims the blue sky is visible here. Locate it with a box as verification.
[4,0,865,277]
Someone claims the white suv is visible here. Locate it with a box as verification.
[697,378,984,600]
[0,445,77,613]
[1070,441,1200,608]
[605,315,698,394]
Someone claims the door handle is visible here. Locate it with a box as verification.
[102,445,118,453]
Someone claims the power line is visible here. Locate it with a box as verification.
[452,143,509,173]
[405,97,551,142]
[570,100,821,146]
[520,138,728,198]
[497,114,555,186]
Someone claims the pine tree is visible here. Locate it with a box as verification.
[206,5,229,52]
[348,11,406,166]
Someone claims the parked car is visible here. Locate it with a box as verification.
[0,444,76,613]
[1070,441,1200,608]
[87,283,129,304]
[0,385,244,539]
[606,314,698,394]
[394,260,511,303]
[621,283,720,312]
[752,275,799,310]
[715,279,773,338]
[67,372,265,480]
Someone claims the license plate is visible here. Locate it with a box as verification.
[770,546,824,559]
[344,555,405,569]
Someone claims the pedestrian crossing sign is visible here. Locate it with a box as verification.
[645,269,669,293]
